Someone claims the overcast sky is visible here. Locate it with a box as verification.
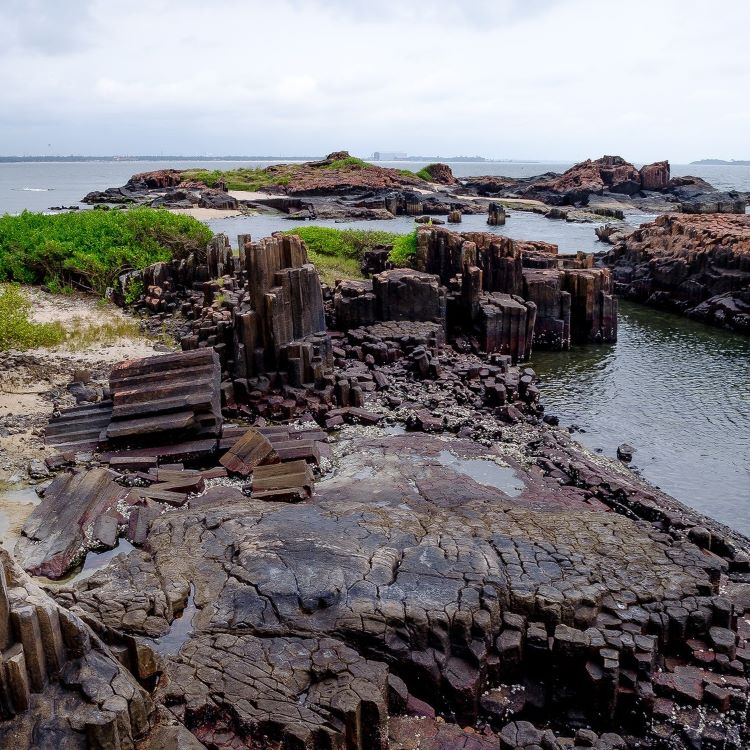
[1,0,747,162]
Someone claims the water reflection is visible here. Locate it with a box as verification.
[436,451,525,497]
[531,301,750,535]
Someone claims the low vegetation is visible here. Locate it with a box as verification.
[65,316,143,351]
[0,209,213,295]
[323,156,370,170]
[282,226,419,285]
[0,284,66,350]
[389,230,419,266]
[180,166,295,192]
[0,283,154,352]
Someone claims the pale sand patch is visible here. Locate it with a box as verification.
[0,287,172,481]
[228,190,288,201]
[168,207,242,220]
[0,487,39,549]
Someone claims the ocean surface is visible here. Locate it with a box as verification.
[0,160,748,533]
[531,302,750,535]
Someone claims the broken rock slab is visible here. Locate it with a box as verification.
[15,467,128,579]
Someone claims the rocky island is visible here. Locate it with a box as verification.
[82,151,748,224]
[1,215,749,750]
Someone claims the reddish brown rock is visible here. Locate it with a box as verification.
[421,162,457,185]
[639,160,670,191]
[525,155,642,205]
[603,213,750,334]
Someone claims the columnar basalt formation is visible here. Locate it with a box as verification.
[372,268,447,324]
[107,349,223,443]
[0,550,154,747]
[602,213,750,334]
[413,226,617,353]
[522,268,571,349]
[487,201,507,225]
[639,160,670,191]
[16,468,128,579]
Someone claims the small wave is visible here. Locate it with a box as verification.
[21,187,54,192]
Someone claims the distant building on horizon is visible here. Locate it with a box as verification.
[371,151,407,161]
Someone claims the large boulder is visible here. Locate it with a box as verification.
[639,160,670,191]
[421,163,457,185]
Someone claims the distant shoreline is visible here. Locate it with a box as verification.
[0,155,541,164]
[691,159,750,166]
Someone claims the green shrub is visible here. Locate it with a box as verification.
[285,226,400,260]
[323,156,369,170]
[416,168,433,181]
[123,278,145,305]
[389,230,418,266]
[0,209,212,294]
[0,284,66,350]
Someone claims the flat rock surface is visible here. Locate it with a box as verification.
[49,428,750,748]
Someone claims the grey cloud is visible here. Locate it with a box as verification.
[0,0,97,55]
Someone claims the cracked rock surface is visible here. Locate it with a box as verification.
[48,428,750,748]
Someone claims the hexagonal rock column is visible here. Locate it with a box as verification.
[372,269,447,326]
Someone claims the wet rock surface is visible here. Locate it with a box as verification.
[42,420,750,749]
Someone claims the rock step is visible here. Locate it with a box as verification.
[107,349,222,444]
[251,459,314,500]
[100,438,218,464]
[44,402,113,448]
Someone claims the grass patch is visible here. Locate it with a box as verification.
[0,209,212,295]
[65,317,143,351]
[389,230,418,266]
[323,156,369,170]
[180,166,295,192]
[285,226,400,260]
[0,284,66,350]
[283,226,410,286]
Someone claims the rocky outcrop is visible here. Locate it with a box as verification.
[0,549,155,747]
[413,226,617,353]
[523,156,642,205]
[420,162,457,185]
[460,157,747,215]
[46,421,750,748]
[602,213,750,334]
[639,160,670,191]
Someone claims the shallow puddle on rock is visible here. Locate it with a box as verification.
[436,450,526,497]
[152,583,197,656]
[75,539,136,583]
[46,538,137,586]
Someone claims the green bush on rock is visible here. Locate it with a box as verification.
[0,209,213,294]
[388,230,418,266]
